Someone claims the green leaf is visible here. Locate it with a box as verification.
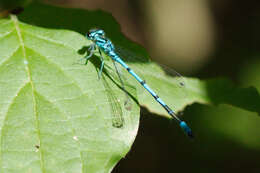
[136,74,260,117]
[16,2,260,117]
[17,2,149,61]
[0,15,139,172]
[122,60,260,117]
[1,2,260,172]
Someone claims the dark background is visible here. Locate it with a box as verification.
[5,0,260,172]
[46,0,260,172]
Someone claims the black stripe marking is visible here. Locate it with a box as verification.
[126,67,131,72]
[153,95,159,99]
[164,105,174,115]
[140,80,146,85]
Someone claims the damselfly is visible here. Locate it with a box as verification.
[84,29,193,138]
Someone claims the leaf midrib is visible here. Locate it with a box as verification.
[0,15,88,172]
[10,14,46,172]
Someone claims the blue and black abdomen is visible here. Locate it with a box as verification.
[86,29,194,138]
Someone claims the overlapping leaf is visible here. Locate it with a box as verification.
[0,2,260,173]
[17,2,260,117]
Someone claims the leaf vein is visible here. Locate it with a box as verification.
[0,82,29,171]
[0,45,20,67]
[22,30,77,51]
[11,15,46,173]
[0,29,15,39]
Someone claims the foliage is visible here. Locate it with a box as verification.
[0,2,259,173]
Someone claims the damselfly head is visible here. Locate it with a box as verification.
[86,29,105,40]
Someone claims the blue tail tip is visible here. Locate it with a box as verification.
[179,121,194,138]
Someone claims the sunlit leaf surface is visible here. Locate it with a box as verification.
[0,15,139,173]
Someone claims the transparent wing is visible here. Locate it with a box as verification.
[112,60,132,111]
[101,74,124,128]
[103,60,134,112]
[74,45,133,128]
[114,45,188,115]
[115,45,186,87]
